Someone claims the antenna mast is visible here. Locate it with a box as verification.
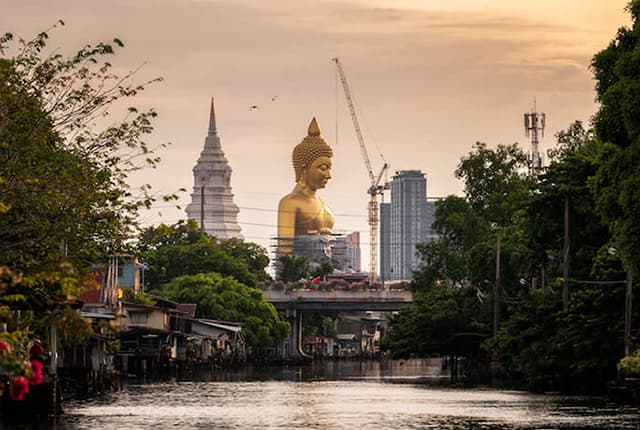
[524,99,545,173]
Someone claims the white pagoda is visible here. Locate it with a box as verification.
[185,98,243,239]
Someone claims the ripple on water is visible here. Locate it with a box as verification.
[56,378,640,430]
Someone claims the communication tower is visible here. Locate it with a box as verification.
[524,100,545,173]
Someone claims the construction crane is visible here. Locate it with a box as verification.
[332,57,389,283]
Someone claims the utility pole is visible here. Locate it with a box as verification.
[563,195,570,311]
[200,183,205,233]
[494,230,502,336]
[625,266,634,356]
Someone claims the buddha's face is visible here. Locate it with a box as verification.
[302,156,332,191]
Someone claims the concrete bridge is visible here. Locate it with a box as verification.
[264,289,413,312]
[263,288,413,359]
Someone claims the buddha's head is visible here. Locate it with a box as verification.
[292,118,333,190]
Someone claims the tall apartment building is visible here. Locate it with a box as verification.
[345,231,361,272]
[380,170,436,282]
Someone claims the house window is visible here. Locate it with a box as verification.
[117,267,124,277]
[130,311,149,324]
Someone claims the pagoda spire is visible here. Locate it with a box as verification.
[208,97,217,134]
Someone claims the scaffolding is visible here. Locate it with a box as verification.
[272,233,349,276]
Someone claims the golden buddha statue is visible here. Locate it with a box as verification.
[277,118,335,257]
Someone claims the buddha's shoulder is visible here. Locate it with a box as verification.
[279,192,304,207]
[278,192,317,208]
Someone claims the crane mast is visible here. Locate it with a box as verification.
[332,57,388,283]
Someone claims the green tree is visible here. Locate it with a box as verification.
[136,219,206,253]
[302,311,338,340]
[122,288,156,306]
[277,255,310,282]
[381,283,490,359]
[455,142,530,226]
[384,142,531,360]
[484,120,626,393]
[413,195,488,289]
[590,0,640,271]
[0,24,168,371]
[137,220,261,288]
[146,238,257,288]
[0,24,169,274]
[219,238,270,281]
[527,121,611,282]
[161,273,288,347]
[484,290,564,391]
[414,143,532,292]
[310,262,333,279]
[486,282,624,393]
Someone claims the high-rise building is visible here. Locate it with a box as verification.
[185,98,243,239]
[380,203,391,280]
[380,170,436,282]
[345,231,361,272]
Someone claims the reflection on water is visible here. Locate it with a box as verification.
[12,360,640,429]
[180,358,450,383]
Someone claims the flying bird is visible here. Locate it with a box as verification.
[249,105,259,111]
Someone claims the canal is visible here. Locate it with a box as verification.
[25,360,640,429]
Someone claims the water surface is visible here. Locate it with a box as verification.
[23,360,640,429]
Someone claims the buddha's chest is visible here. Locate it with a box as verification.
[295,201,334,235]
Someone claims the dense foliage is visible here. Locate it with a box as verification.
[161,273,288,347]
[0,24,169,274]
[590,1,640,272]
[0,24,167,397]
[276,255,311,282]
[383,108,632,391]
[135,220,286,347]
[381,282,489,359]
[382,142,528,366]
[136,220,270,288]
[381,3,640,393]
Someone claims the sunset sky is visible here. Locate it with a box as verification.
[2,0,632,271]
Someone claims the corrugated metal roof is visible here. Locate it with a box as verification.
[80,312,116,320]
[336,333,357,340]
[195,319,242,333]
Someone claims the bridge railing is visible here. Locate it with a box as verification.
[263,288,413,302]
[257,280,412,294]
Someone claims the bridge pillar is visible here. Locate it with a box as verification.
[285,308,309,361]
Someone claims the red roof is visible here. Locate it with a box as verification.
[79,272,103,303]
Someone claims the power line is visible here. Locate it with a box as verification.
[238,205,367,218]
[568,278,626,285]
[140,204,370,218]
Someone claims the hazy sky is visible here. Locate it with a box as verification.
[2,0,632,271]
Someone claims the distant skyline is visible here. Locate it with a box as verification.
[1,0,632,271]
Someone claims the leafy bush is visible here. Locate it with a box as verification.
[618,350,640,377]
